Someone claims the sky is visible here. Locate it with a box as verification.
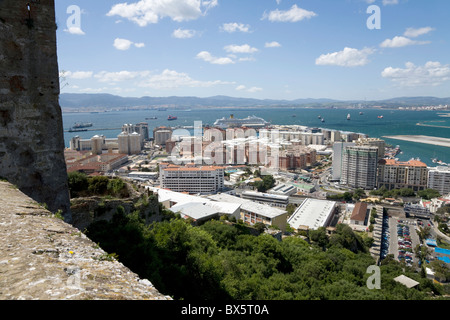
[55,0,450,101]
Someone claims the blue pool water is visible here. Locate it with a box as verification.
[435,247,450,255]
[435,247,450,263]
[437,256,450,263]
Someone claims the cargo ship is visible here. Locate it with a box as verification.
[72,122,93,129]
[168,115,178,121]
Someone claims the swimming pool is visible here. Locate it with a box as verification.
[437,256,450,264]
[435,247,450,255]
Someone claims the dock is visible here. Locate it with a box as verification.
[65,128,122,133]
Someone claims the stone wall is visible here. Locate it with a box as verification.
[0,181,170,300]
[0,0,71,221]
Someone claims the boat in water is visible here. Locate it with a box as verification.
[168,115,178,121]
[72,122,93,129]
[378,115,384,119]
[213,115,269,129]
[146,116,158,120]
[347,114,351,120]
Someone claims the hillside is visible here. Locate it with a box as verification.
[59,93,450,111]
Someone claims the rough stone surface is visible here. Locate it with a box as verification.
[0,0,71,221]
[0,181,170,300]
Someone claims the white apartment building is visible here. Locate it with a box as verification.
[428,166,450,195]
[118,131,142,155]
[341,145,378,189]
[331,142,355,181]
[159,164,224,194]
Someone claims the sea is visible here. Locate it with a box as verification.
[62,107,450,167]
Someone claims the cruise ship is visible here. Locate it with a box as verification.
[213,115,269,129]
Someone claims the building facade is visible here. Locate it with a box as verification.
[159,164,224,194]
[341,146,378,189]
[377,159,428,191]
[427,166,450,195]
[331,142,355,181]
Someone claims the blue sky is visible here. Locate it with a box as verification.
[55,0,450,101]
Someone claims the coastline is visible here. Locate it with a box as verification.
[383,135,450,148]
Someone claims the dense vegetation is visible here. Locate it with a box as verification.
[68,172,129,198]
[369,187,441,200]
[86,209,448,300]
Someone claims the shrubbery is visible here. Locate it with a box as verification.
[68,172,129,198]
[86,212,446,300]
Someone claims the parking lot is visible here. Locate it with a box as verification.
[388,217,421,266]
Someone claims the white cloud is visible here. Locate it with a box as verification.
[196,51,235,65]
[315,47,375,67]
[235,85,262,93]
[380,36,429,48]
[404,27,434,38]
[94,70,151,83]
[64,27,85,35]
[382,61,450,87]
[262,5,317,23]
[224,44,259,54]
[64,71,93,79]
[107,0,218,27]
[113,38,133,50]
[113,38,145,50]
[138,69,233,89]
[221,22,251,33]
[172,28,196,39]
[265,41,281,48]
[247,86,263,93]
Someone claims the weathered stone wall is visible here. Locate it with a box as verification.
[0,181,170,300]
[0,0,71,221]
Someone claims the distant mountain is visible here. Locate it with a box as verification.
[59,93,450,110]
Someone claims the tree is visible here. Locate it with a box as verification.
[417,226,432,242]
[88,176,110,195]
[286,204,297,216]
[414,244,432,266]
[418,189,441,200]
[67,171,88,197]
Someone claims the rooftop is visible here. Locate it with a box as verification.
[207,193,287,219]
[350,202,368,222]
[393,275,419,289]
[288,198,337,230]
[379,159,427,167]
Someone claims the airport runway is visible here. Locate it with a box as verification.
[383,135,450,148]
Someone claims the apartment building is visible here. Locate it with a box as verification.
[159,163,224,194]
[331,142,355,181]
[355,138,386,159]
[377,159,428,191]
[341,146,378,189]
[427,166,450,195]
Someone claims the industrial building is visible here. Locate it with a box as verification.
[241,191,289,207]
[208,193,288,232]
[287,198,338,231]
